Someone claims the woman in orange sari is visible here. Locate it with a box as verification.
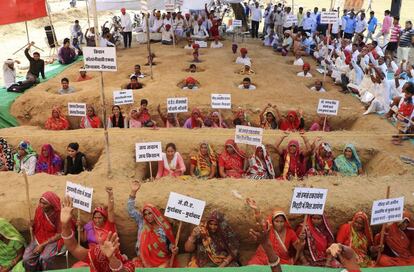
[127,181,178,268]
[376,211,414,267]
[336,211,377,267]
[44,106,69,130]
[80,105,101,129]
[246,198,303,265]
[218,139,246,178]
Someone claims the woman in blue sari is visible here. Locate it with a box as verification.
[334,144,363,176]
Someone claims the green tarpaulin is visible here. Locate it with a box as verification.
[0,57,82,129]
[51,265,414,272]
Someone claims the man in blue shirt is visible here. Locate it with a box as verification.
[365,11,378,43]
[344,12,356,40]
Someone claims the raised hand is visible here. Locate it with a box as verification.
[101,232,120,258]
[249,222,270,245]
[130,180,141,193]
[61,196,74,225]
[105,186,113,195]
[246,197,258,210]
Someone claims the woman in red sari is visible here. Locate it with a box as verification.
[296,214,337,267]
[60,196,134,272]
[375,211,414,267]
[275,134,310,180]
[308,140,335,176]
[337,211,378,267]
[44,106,69,130]
[80,105,101,129]
[246,198,303,265]
[22,192,63,271]
[218,139,246,178]
[127,180,178,268]
[279,110,304,131]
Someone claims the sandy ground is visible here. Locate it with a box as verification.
[1,0,414,266]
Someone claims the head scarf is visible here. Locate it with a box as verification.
[305,214,334,262]
[334,144,362,176]
[190,108,203,129]
[279,111,301,131]
[139,204,176,267]
[303,63,311,70]
[192,43,200,49]
[248,145,275,179]
[129,109,142,128]
[209,111,225,128]
[13,140,37,173]
[93,207,108,219]
[185,77,197,85]
[88,245,135,272]
[312,142,334,173]
[36,144,62,175]
[262,110,278,129]
[351,211,373,245]
[223,139,245,160]
[281,140,306,179]
[384,210,414,259]
[0,218,25,244]
[45,106,69,130]
[0,137,14,171]
[81,106,101,129]
[191,142,217,178]
[0,218,26,268]
[240,48,248,54]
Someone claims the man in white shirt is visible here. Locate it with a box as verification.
[70,20,83,44]
[210,36,223,48]
[150,12,163,33]
[282,7,294,32]
[273,7,284,38]
[355,12,367,37]
[236,48,251,65]
[3,59,20,88]
[120,8,133,48]
[250,1,262,39]
[310,7,319,33]
[310,80,327,92]
[238,77,256,90]
[302,11,314,34]
[192,20,209,40]
[161,24,174,45]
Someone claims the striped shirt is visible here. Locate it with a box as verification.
[399,28,414,47]
[390,24,401,42]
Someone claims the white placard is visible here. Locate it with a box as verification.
[113,90,134,105]
[68,103,86,117]
[317,99,339,116]
[232,19,242,27]
[290,187,328,215]
[371,197,404,225]
[164,192,206,225]
[211,94,231,109]
[83,47,117,72]
[167,97,188,113]
[321,12,339,24]
[135,142,162,162]
[234,125,263,146]
[165,3,175,12]
[65,181,94,213]
[286,14,298,24]
[194,40,208,48]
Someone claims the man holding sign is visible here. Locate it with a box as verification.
[127,181,178,267]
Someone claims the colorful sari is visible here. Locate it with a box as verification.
[188,211,239,267]
[247,145,275,179]
[84,207,117,246]
[184,108,204,129]
[129,109,143,128]
[336,211,374,267]
[261,111,278,130]
[35,144,62,175]
[249,211,298,265]
[218,139,245,178]
[190,142,217,178]
[308,142,335,176]
[279,140,307,180]
[86,245,135,272]
[296,214,335,267]
[0,137,14,171]
[334,144,361,176]
[135,204,176,268]
[44,106,69,130]
[80,106,101,129]
[0,218,25,272]
[376,211,414,267]
[13,140,37,174]
[279,111,301,131]
[206,112,227,128]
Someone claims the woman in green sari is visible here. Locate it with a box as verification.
[0,218,26,272]
[334,144,363,176]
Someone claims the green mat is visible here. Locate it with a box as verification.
[0,57,83,129]
[51,265,414,272]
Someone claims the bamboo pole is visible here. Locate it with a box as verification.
[376,186,391,263]
[45,0,59,48]
[145,14,154,79]
[23,170,34,241]
[169,221,183,267]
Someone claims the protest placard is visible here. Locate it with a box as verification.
[167,97,188,113]
[68,103,86,117]
[321,12,339,24]
[83,47,117,72]
[286,14,298,25]
[317,99,340,116]
[234,125,263,146]
[113,90,134,105]
[135,142,162,162]
[290,187,328,215]
[371,197,404,225]
[232,20,242,27]
[65,181,93,213]
[211,94,231,109]
[164,192,206,225]
[165,3,175,12]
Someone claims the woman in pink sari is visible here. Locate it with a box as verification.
[218,139,246,178]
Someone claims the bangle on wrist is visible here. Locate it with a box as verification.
[109,260,123,272]
[269,256,280,267]
[61,231,74,240]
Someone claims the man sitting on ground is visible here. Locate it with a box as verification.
[239,64,255,75]
[76,67,92,82]
[276,30,293,56]
[210,36,223,48]
[297,63,313,77]
[130,64,144,78]
[192,19,209,40]
[58,38,77,65]
[181,77,200,90]
[239,77,256,90]
[310,79,326,92]
[161,24,174,45]
[3,59,20,88]
[126,76,143,89]
[58,77,75,94]
[25,42,45,82]
[236,48,251,65]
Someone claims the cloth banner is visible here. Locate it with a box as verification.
[0,0,47,25]
[344,0,364,10]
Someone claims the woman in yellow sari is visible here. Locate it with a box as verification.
[185,211,239,267]
[0,218,26,272]
[190,142,217,179]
